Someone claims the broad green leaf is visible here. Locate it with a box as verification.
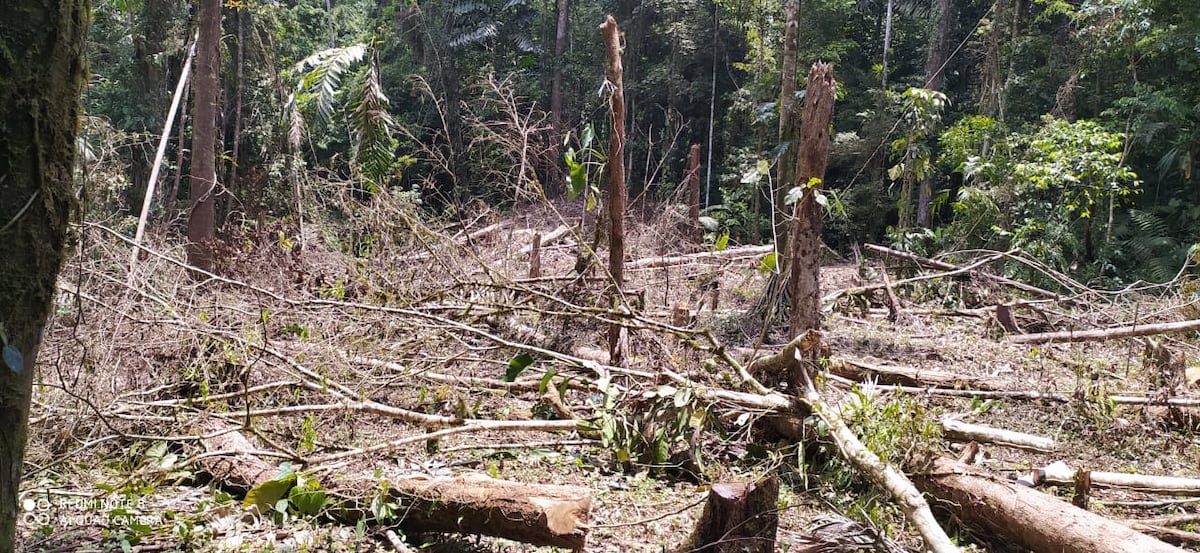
[757,252,778,273]
[504,352,535,382]
[756,158,770,176]
[714,230,730,252]
[288,478,327,515]
[243,472,297,512]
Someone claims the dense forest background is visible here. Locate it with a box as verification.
[85,0,1199,286]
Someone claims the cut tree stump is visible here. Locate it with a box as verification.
[676,475,779,553]
[912,455,1185,553]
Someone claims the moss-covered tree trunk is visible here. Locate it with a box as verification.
[187,0,221,271]
[0,2,88,550]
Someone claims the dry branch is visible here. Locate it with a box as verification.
[1036,461,1200,496]
[863,243,1062,300]
[626,244,774,270]
[939,417,1056,452]
[1010,319,1200,345]
[829,358,1005,391]
[912,455,1184,553]
[743,333,959,552]
[519,224,572,255]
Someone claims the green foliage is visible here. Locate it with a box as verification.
[1015,117,1140,220]
[593,376,706,473]
[243,464,328,523]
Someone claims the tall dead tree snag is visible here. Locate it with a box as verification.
[787,63,836,338]
[187,0,222,272]
[601,15,627,364]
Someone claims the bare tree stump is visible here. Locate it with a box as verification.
[529,232,542,278]
[600,14,627,365]
[677,476,779,553]
[688,143,701,242]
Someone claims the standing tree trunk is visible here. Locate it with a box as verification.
[917,0,954,228]
[0,2,88,550]
[187,0,222,272]
[775,0,801,256]
[228,7,246,225]
[688,143,701,242]
[547,0,571,197]
[787,63,836,338]
[881,0,894,90]
[600,15,627,365]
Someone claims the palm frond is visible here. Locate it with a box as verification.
[294,44,367,124]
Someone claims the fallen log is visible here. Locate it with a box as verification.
[1010,319,1200,345]
[518,224,572,255]
[939,417,1056,452]
[676,476,779,553]
[829,358,1006,391]
[863,243,1062,300]
[1036,461,1200,496]
[198,424,281,493]
[911,455,1184,553]
[626,244,774,270]
[337,472,592,549]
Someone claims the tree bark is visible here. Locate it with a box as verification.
[337,472,592,549]
[0,2,88,549]
[548,0,570,197]
[917,0,955,227]
[913,455,1184,553]
[688,143,701,241]
[786,63,836,338]
[775,0,800,257]
[676,477,779,553]
[601,15,627,364]
[187,0,222,271]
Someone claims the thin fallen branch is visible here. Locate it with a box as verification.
[519,224,572,255]
[863,243,1062,300]
[626,244,774,270]
[1036,461,1200,496]
[1009,319,1200,345]
[829,358,1006,391]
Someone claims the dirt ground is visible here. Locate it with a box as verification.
[17,201,1200,552]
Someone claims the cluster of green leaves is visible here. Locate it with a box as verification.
[592,376,707,472]
[243,463,328,524]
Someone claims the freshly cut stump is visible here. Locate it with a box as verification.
[678,476,779,553]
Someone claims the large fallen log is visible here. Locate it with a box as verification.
[1010,319,1200,345]
[335,472,592,549]
[201,428,592,549]
[911,455,1184,553]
